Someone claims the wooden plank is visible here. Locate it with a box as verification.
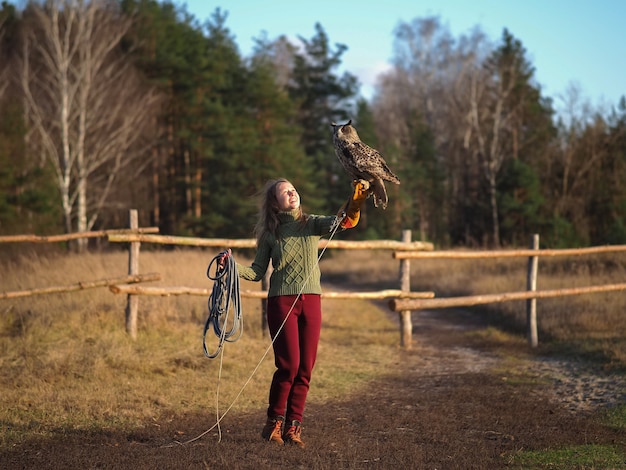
[108,234,256,248]
[108,285,434,300]
[107,234,434,251]
[0,227,159,243]
[389,282,626,312]
[394,244,626,259]
[1,273,161,299]
[319,239,434,251]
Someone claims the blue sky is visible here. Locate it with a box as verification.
[175,0,625,113]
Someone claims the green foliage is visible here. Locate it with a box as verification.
[605,206,626,245]
[497,158,545,245]
[288,23,360,213]
[371,108,446,243]
[589,102,626,245]
[118,4,352,238]
[0,2,61,235]
[509,444,626,468]
[0,99,60,235]
[486,30,555,247]
[401,113,445,243]
[543,215,587,248]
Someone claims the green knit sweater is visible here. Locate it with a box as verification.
[237,209,336,297]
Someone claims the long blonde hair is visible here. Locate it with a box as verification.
[254,178,306,244]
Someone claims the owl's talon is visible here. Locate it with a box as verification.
[352,180,370,200]
[352,179,370,191]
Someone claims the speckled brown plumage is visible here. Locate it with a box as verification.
[331,120,400,209]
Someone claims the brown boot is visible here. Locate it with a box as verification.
[283,420,305,448]
[261,416,284,444]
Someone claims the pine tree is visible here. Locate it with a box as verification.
[287,23,360,212]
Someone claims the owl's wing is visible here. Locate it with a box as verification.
[350,142,380,166]
[347,142,400,184]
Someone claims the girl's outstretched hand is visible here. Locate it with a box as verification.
[217,248,232,268]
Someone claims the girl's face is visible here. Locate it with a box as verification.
[275,181,300,211]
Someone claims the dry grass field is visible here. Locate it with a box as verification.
[1,245,625,468]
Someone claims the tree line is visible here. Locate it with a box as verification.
[1,0,624,250]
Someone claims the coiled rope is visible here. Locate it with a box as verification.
[203,251,243,359]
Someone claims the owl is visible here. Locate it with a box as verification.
[331,120,400,209]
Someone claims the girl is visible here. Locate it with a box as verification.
[223,178,367,448]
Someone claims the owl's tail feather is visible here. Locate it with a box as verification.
[371,179,388,210]
[386,173,401,184]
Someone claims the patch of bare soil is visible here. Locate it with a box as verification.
[409,309,626,415]
[3,308,625,469]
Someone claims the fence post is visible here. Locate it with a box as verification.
[526,233,539,347]
[125,209,139,340]
[399,230,412,348]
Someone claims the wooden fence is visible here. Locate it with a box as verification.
[107,211,435,343]
[0,211,435,346]
[389,235,626,347]
[2,210,626,349]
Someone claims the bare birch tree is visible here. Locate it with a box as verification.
[375,17,491,244]
[553,84,598,215]
[465,56,514,247]
[373,18,453,239]
[16,0,160,250]
[463,30,532,247]
[552,84,614,240]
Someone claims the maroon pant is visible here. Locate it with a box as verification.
[266,294,322,423]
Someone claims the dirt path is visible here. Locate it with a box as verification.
[3,307,625,469]
[410,308,626,414]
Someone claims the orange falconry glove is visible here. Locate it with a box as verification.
[336,179,370,229]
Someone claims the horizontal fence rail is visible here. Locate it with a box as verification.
[108,225,434,344]
[0,227,159,243]
[1,273,161,299]
[108,285,435,300]
[393,240,626,347]
[389,282,626,312]
[393,245,626,259]
[107,233,434,251]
